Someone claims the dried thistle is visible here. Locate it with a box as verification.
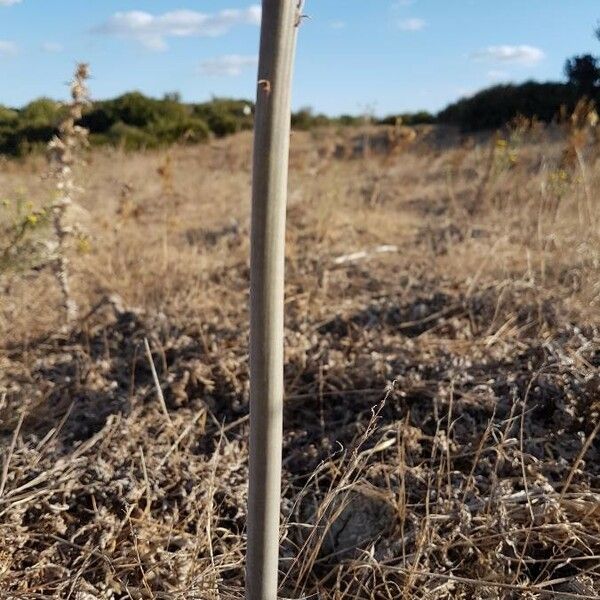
[560,97,598,170]
[47,63,90,324]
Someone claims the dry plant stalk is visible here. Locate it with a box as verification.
[247,2,303,599]
[157,153,174,272]
[47,63,90,323]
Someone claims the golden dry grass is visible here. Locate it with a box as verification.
[0,123,599,598]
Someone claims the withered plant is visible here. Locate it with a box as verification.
[47,63,90,324]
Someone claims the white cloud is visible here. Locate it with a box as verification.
[200,54,258,76]
[0,40,17,56]
[398,17,426,31]
[330,20,346,30]
[41,42,63,53]
[95,5,262,51]
[0,0,22,5]
[471,45,545,66]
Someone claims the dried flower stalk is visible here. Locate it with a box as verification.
[47,63,90,323]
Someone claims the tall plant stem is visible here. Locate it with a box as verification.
[247,2,302,599]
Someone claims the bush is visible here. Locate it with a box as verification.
[438,82,581,131]
[0,194,51,274]
[378,111,436,126]
[20,98,62,125]
[80,106,114,134]
[105,122,159,151]
[337,114,361,127]
[0,98,63,156]
[0,92,226,155]
[0,105,18,125]
[109,92,162,128]
[14,124,56,154]
[205,111,239,137]
[151,117,210,144]
[565,54,600,96]
[193,98,254,137]
[291,107,331,130]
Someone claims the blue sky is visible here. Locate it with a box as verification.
[1,0,599,116]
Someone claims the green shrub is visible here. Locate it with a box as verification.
[0,105,18,125]
[193,98,254,137]
[0,98,63,156]
[337,114,361,127]
[20,97,62,125]
[109,92,162,128]
[378,111,436,126]
[0,194,51,274]
[438,82,581,131]
[80,106,114,134]
[291,107,331,130]
[565,54,600,96]
[106,122,159,151]
[150,117,210,144]
[206,111,239,137]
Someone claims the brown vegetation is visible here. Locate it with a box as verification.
[0,120,599,598]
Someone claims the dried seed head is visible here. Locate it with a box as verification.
[47,63,91,324]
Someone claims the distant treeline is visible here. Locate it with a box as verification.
[291,107,436,130]
[0,78,596,156]
[0,90,440,156]
[437,82,584,131]
[0,93,256,156]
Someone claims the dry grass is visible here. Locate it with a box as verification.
[0,122,599,598]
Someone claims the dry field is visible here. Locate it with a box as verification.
[1,123,599,598]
